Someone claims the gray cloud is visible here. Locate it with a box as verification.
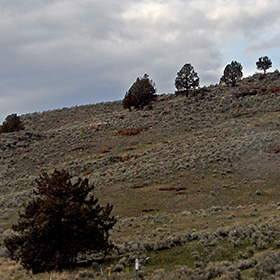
[245,35,280,53]
[1,0,280,122]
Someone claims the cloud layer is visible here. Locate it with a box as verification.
[1,0,280,121]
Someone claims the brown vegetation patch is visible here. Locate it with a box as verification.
[176,192,187,195]
[142,208,155,213]
[120,157,130,162]
[163,110,171,115]
[159,187,187,192]
[234,84,280,98]
[125,147,136,151]
[176,187,187,192]
[131,185,145,189]
[265,85,280,94]
[118,126,148,136]
[159,187,175,191]
[264,145,280,154]
[71,146,85,151]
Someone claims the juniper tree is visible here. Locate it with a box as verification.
[0,113,24,133]
[256,56,272,74]
[4,169,116,274]
[123,74,157,111]
[220,61,243,87]
[174,63,199,96]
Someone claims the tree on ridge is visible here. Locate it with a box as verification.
[256,56,272,74]
[123,74,157,111]
[220,61,243,87]
[0,113,24,134]
[174,63,199,96]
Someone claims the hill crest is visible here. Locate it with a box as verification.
[1,71,280,279]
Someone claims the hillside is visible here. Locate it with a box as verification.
[1,72,280,279]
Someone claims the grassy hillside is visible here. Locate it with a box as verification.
[0,72,280,279]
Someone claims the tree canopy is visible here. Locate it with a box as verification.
[123,74,157,111]
[4,169,116,274]
[220,61,243,87]
[174,63,199,96]
[0,113,24,134]
[256,56,272,74]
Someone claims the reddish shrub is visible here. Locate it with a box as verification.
[71,146,84,151]
[131,185,144,189]
[120,157,129,162]
[118,127,148,136]
[265,85,280,94]
[142,209,155,213]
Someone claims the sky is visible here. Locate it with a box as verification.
[1,0,280,122]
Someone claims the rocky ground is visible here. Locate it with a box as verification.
[0,72,280,279]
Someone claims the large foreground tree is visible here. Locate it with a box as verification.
[4,170,116,274]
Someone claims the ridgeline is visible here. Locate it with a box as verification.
[1,72,280,279]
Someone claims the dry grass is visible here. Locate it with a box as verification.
[0,258,31,280]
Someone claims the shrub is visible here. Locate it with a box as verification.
[4,169,116,274]
[220,61,243,87]
[256,56,272,74]
[0,113,24,133]
[175,63,199,96]
[118,127,148,136]
[123,74,157,111]
[114,263,124,272]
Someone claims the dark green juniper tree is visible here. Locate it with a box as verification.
[256,56,272,74]
[220,61,243,87]
[123,74,157,111]
[0,113,24,133]
[174,63,199,96]
[4,170,116,274]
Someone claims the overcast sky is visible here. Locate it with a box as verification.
[1,0,280,122]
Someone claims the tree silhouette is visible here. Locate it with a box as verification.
[256,56,272,74]
[123,74,157,111]
[0,113,24,133]
[175,63,199,96]
[220,61,243,87]
[4,169,116,274]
